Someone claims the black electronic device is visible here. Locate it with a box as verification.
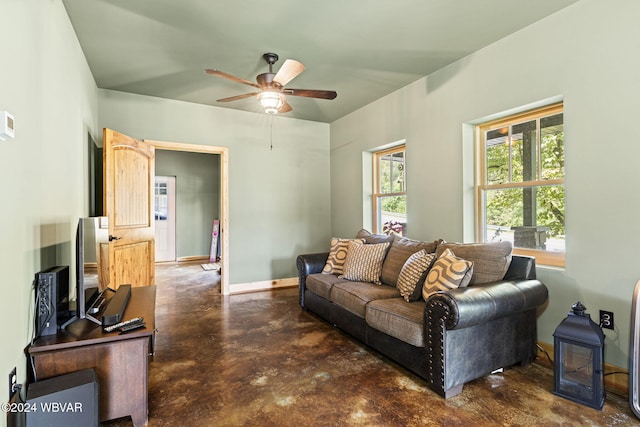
[35,266,70,337]
[63,217,108,328]
[103,316,144,333]
[101,284,132,327]
[25,369,99,427]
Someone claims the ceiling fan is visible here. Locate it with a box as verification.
[205,52,337,115]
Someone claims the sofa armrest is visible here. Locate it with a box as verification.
[296,252,329,278]
[425,279,548,330]
[296,252,329,308]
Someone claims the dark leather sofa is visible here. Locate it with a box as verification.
[297,247,548,398]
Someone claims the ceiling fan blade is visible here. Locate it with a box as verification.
[279,101,293,113]
[284,89,337,100]
[205,69,261,89]
[273,59,305,86]
[216,92,260,102]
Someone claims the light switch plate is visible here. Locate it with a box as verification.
[0,111,15,140]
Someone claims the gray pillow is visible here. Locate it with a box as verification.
[436,241,512,285]
[355,229,394,244]
[380,237,441,286]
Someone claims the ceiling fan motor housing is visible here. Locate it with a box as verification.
[256,73,280,89]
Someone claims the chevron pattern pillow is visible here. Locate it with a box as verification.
[340,241,390,285]
[422,248,473,300]
[396,249,437,302]
[322,238,364,275]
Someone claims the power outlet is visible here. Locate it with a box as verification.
[600,310,614,330]
[8,367,16,398]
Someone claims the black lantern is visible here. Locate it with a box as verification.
[553,301,605,410]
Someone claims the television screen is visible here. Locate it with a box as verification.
[64,217,109,328]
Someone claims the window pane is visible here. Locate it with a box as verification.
[391,151,406,193]
[485,128,509,185]
[377,195,406,236]
[483,185,564,252]
[379,151,406,193]
[541,113,564,180]
[511,120,537,183]
[379,155,391,193]
[154,182,168,221]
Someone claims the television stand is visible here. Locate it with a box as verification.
[28,286,156,427]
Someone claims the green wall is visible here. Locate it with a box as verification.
[4,0,639,416]
[155,150,220,259]
[330,0,640,369]
[0,0,99,413]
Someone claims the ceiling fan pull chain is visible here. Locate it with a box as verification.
[270,114,274,151]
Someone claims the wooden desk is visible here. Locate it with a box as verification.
[28,286,156,427]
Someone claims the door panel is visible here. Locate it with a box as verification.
[112,241,154,286]
[104,128,155,288]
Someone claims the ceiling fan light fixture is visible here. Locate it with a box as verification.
[258,91,285,114]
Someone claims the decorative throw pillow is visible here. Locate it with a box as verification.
[322,238,364,275]
[396,249,437,302]
[339,241,391,285]
[422,248,474,300]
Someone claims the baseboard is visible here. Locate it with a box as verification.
[176,255,210,263]
[229,277,298,294]
[536,341,629,397]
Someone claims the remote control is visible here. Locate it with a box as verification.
[104,317,144,333]
[119,321,146,333]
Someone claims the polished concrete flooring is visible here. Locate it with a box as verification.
[104,262,638,426]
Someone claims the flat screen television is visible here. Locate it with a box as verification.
[63,217,109,328]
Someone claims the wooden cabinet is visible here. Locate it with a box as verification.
[29,286,156,427]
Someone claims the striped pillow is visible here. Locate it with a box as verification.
[422,248,473,300]
[396,250,437,302]
[322,238,364,275]
[339,241,390,285]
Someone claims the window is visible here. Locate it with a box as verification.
[476,103,564,266]
[373,145,406,236]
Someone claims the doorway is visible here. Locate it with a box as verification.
[155,176,176,262]
[146,139,230,295]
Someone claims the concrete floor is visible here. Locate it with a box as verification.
[104,262,638,426]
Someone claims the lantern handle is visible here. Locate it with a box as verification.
[571,301,586,316]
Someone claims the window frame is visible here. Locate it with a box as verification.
[372,144,407,234]
[475,102,565,267]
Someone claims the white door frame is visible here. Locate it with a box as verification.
[145,139,230,295]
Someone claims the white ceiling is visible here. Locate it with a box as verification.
[62,0,579,123]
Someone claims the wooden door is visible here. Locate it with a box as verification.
[103,128,155,288]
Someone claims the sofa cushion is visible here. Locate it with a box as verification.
[380,237,440,286]
[331,281,401,318]
[306,273,349,300]
[322,237,364,275]
[366,298,426,347]
[355,229,395,244]
[339,241,390,285]
[436,241,512,285]
[422,248,473,300]
[396,250,437,302]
